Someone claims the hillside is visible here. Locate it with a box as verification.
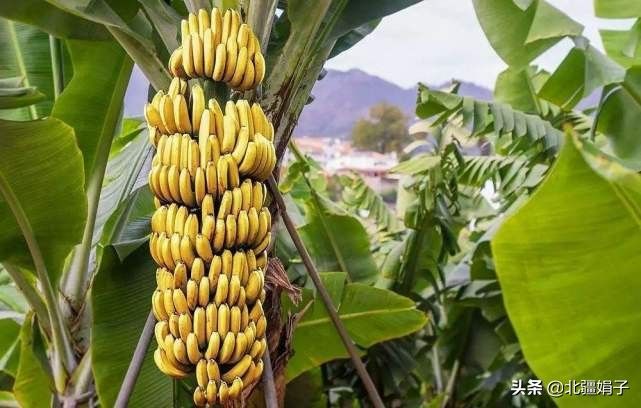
[123,67,493,137]
[295,69,492,138]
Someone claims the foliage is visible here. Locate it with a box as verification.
[351,102,412,154]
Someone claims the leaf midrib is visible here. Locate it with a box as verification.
[297,306,417,328]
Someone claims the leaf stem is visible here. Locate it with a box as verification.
[267,176,385,408]
[2,262,51,336]
[8,21,37,119]
[261,349,278,408]
[115,311,155,408]
[49,36,64,99]
[0,172,76,391]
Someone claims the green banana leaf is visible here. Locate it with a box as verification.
[284,272,428,381]
[13,313,52,408]
[596,67,641,170]
[0,76,45,109]
[492,136,641,406]
[91,245,171,407]
[0,117,86,284]
[52,39,133,183]
[0,20,53,120]
[0,0,108,39]
[594,0,641,18]
[472,0,582,67]
[0,317,20,377]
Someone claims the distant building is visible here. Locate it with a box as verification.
[291,137,398,193]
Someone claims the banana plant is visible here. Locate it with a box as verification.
[0,0,425,406]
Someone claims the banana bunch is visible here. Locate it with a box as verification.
[145,8,276,405]
[168,8,265,90]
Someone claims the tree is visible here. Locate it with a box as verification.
[351,102,411,154]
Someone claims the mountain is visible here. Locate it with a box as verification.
[295,69,492,138]
[123,67,493,137]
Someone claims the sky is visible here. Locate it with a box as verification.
[325,0,634,89]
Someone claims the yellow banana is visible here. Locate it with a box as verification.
[241,303,249,328]
[249,300,263,321]
[230,187,242,216]
[229,47,248,88]
[223,38,238,82]
[205,331,220,360]
[236,24,249,48]
[216,155,229,193]
[178,313,192,343]
[209,255,222,289]
[196,359,208,387]
[186,332,202,364]
[188,13,198,35]
[231,126,249,166]
[167,165,181,202]
[173,94,192,134]
[247,207,259,245]
[191,84,205,131]
[221,115,237,153]
[188,140,199,176]
[217,190,232,220]
[256,315,267,338]
[214,274,229,306]
[205,161,217,197]
[209,99,224,141]
[230,305,241,334]
[212,219,226,253]
[185,214,199,244]
[240,59,255,91]
[228,378,243,400]
[205,381,217,405]
[191,258,205,282]
[228,275,241,306]
[221,9,231,44]
[222,354,251,383]
[193,306,207,348]
[152,290,168,320]
[236,210,249,246]
[238,141,258,176]
[218,382,229,405]
[194,167,206,206]
[186,279,198,310]
[245,270,262,304]
[163,288,175,315]
[229,10,240,40]
[207,359,220,381]
[180,235,195,268]
[173,288,189,314]
[197,8,210,38]
[196,234,214,263]
[198,276,210,307]
[201,194,214,217]
[200,214,214,241]
[211,8,222,45]
[193,386,207,407]
[217,249,230,278]
[253,51,266,89]
[217,303,230,338]
[212,43,227,81]
[182,34,195,77]
[225,214,237,249]
[218,332,235,364]
[159,95,177,134]
[168,48,185,78]
[254,232,271,254]
[228,155,240,188]
[198,110,211,165]
[172,262,187,290]
[206,303,218,340]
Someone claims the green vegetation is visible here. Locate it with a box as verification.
[351,102,411,154]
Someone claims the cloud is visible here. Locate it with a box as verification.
[325,0,633,89]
